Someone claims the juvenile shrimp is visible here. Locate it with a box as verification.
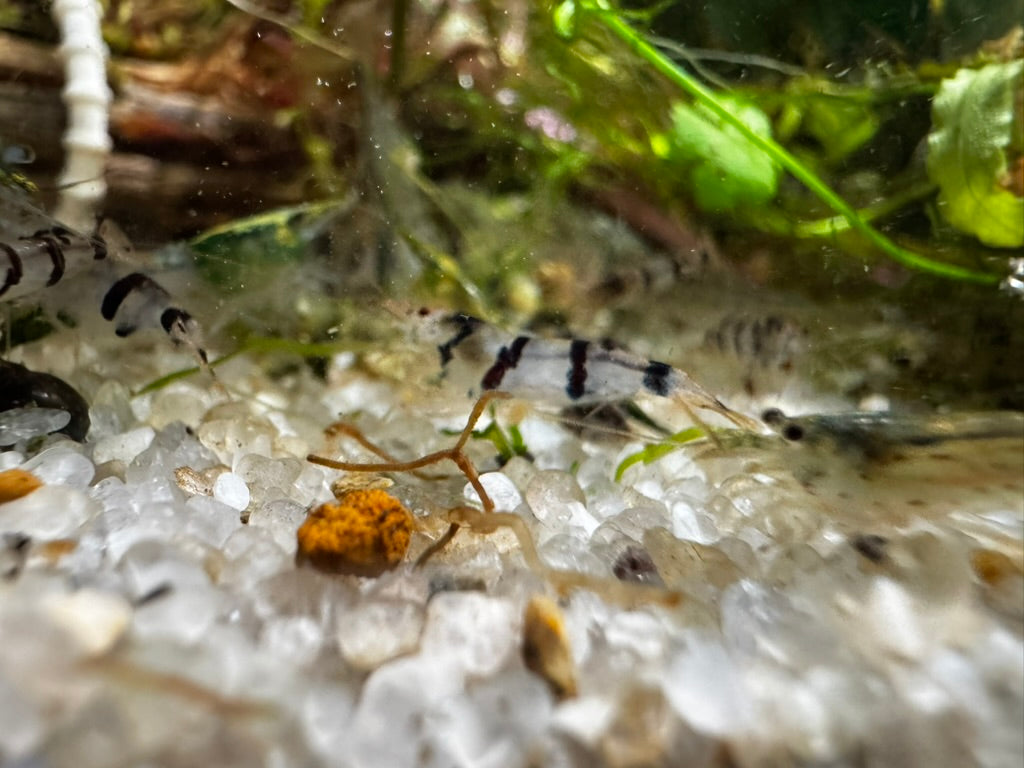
[755,407,1024,525]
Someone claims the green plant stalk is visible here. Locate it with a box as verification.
[592,7,1001,285]
[793,181,938,238]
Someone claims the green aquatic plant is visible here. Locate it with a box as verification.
[927,60,1024,249]
[569,0,1005,285]
[658,94,780,214]
[614,426,703,482]
[469,419,532,465]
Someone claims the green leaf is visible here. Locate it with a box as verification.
[468,419,532,464]
[926,61,1024,248]
[614,427,703,482]
[800,96,879,163]
[665,95,780,213]
[552,0,577,40]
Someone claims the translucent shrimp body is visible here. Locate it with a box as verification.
[423,311,758,431]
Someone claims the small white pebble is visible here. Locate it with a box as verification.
[92,426,156,465]
[464,472,523,512]
[551,696,616,747]
[43,589,132,657]
[213,472,251,511]
[0,485,96,537]
[868,577,925,659]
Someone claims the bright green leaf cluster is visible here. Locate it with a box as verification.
[664,95,780,214]
[926,61,1024,248]
[469,419,531,464]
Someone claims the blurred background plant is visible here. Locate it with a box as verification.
[1,0,1022,405]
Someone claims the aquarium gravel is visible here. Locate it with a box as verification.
[0,325,1021,768]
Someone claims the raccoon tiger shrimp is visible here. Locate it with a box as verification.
[306,309,760,582]
[2,0,210,419]
[412,309,760,433]
[0,179,212,442]
[0,182,210,360]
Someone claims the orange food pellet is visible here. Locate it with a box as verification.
[295,489,413,577]
[0,469,42,504]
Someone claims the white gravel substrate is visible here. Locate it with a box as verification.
[1,325,1021,768]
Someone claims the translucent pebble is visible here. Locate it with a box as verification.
[0,407,70,443]
[720,580,837,666]
[0,676,43,760]
[663,637,750,737]
[103,502,186,562]
[539,532,607,575]
[234,454,303,506]
[425,667,554,767]
[247,498,308,555]
[0,451,25,471]
[260,615,323,668]
[419,592,517,678]
[866,577,925,659]
[291,463,329,507]
[149,388,211,430]
[184,495,243,548]
[213,471,250,511]
[551,695,616,748]
[464,471,523,512]
[302,684,357,760]
[131,585,223,644]
[336,599,425,671]
[498,455,538,492]
[117,540,211,600]
[198,405,277,463]
[126,422,213,485]
[348,655,464,768]
[91,426,155,465]
[645,529,743,597]
[218,526,290,587]
[525,470,586,526]
[603,610,670,663]
[0,484,97,538]
[20,445,94,488]
[42,588,132,656]
[87,379,135,437]
[670,499,720,543]
[591,505,672,548]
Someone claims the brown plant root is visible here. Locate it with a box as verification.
[307,391,685,608]
[309,390,510,517]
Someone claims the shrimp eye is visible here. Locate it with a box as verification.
[783,423,805,441]
[761,408,785,425]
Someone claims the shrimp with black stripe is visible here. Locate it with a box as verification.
[420,310,759,433]
[1,181,210,367]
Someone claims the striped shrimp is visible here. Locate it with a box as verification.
[1,181,210,365]
[415,310,760,433]
[306,308,757,598]
[4,1,208,371]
